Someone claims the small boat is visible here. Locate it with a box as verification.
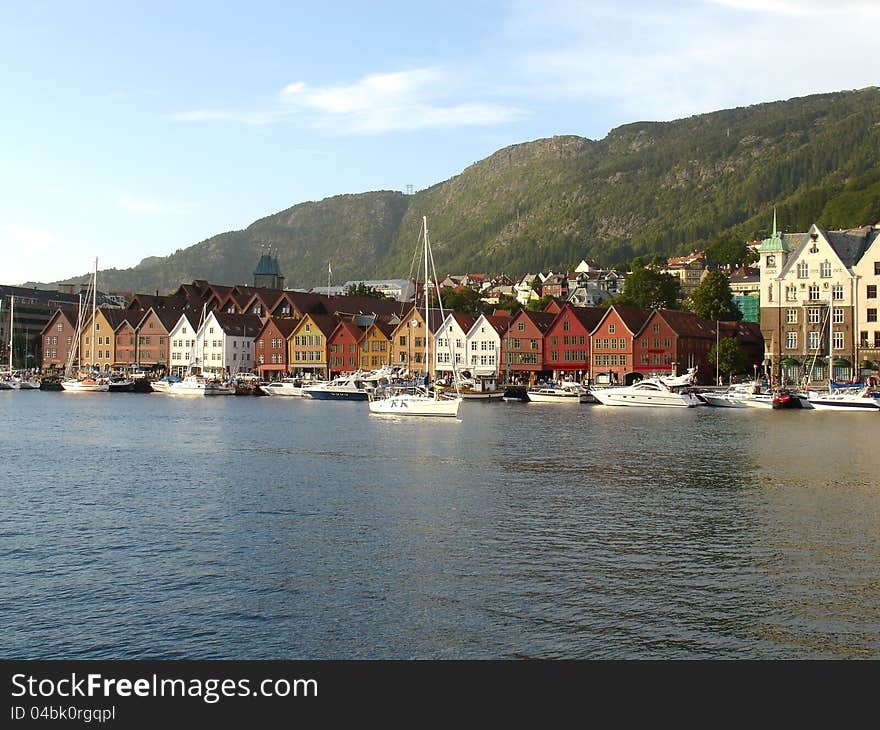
[1,372,40,390]
[807,386,880,411]
[772,390,807,409]
[591,377,702,408]
[60,376,110,393]
[527,383,590,403]
[163,374,235,396]
[108,376,135,392]
[303,372,372,401]
[259,378,306,397]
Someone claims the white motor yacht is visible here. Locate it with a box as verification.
[591,377,702,408]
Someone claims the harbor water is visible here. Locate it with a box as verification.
[2,393,879,658]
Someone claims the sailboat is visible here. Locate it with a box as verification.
[60,259,109,392]
[2,295,40,389]
[368,217,462,418]
[162,305,234,396]
[807,294,878,411]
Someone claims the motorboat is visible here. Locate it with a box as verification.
[60,376,110,393]
[591,377,702,407]
[527,382,590,403]
[700,380,773,408]
[163,374,234,396]
[303,372,372,401]
[108,376,135,392]
[259,378,306,397]
[807,386,880,411]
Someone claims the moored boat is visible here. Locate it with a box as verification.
[591,377,702,408]
[527,383,590,403]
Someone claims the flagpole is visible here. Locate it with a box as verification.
[327,261,331,297]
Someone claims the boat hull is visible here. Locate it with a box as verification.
[60,380,109,392]
[591,389,700,407]
[369,394,462,417]
[305,389,369,401]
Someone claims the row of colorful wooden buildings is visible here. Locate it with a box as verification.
[40,278,762,384]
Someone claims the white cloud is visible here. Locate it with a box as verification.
[705,0,880,16]
[166,67,525,134]
[503,0,880,128]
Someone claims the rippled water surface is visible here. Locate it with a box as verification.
[2,392,879,658]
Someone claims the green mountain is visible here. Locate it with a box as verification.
[42,87,880,293]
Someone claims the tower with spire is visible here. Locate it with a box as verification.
[253,247,285,289]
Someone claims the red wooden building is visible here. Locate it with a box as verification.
[254,317,299,379]
[633,309,715,382]
[328,320,365,376]
[503,310,556,384]
[543,304,605,381]
[40,308,79,371]
[589,305,652,385]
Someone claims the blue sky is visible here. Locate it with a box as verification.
[2,0,879,285]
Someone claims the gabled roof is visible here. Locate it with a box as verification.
[212,312,264,337]
[330,320,366,342]
[253,253,282,276]
[295,312,338,338]
[40,307,79,335]
[646,309,714,339]
[564,305,606,332]
[127,293,185,310]
[592,305,652,335]
[515,309,556,333]
[468,313,511,338]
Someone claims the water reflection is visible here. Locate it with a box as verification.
[1,394,878,658]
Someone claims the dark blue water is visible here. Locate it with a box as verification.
[2,392,879,658]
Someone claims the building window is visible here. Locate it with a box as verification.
[819,262,832,278]
[808,308,820,324]
[875,262,880,275]
[786,285,797,301]
[768,285,773,302]
[563,320,570,332]
[867,285,877,299]
[831,284,843,300]
[833,331,844,350]
[868,309,878,323]
[860,331,868,347]
[797,262,808,279]
[786,309,797,324]
[808,285,819,301]
[517,322,525,332]
[808,331,820,350]
[608,324,615,334]
[832,308,844,324]
[786,332,797,349]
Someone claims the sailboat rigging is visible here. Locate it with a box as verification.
[60,259,109,392]
[368,216,462,417]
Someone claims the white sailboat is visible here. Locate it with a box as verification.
[368,217,462,418]
[60,259,109,393]
[159,305,234,396]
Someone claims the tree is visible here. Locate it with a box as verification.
[687,270,742,321]
[704,235,758,269]
[709,337,748,384]
[527,294,559,311]
[430,286,487,316]
[613,258,681,310]
[343,282,385,298]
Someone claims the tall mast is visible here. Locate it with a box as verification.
[423,216,429,378]
[828,291,833,389]
[8,295,13,372]
[90,258,98,371]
